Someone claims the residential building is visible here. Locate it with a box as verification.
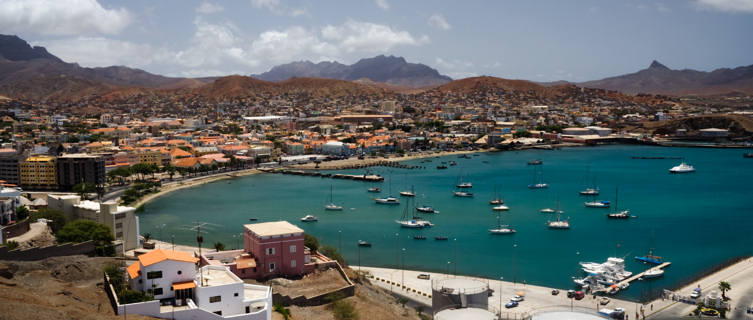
[47,195,139,251]
[19,155,58,190]
[0,197,16,225]
[56,154,106,191]
[123,249,272,320]
[0,148,23,186]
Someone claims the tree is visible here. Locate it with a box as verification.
[73,182,96,199]
[273,304,291,320]
[56,220,115,256]
[16,205,30,221]
[304,234,319,253]
[30,208,67,233]
[320,245,346,266]
[213,241,226,251]
[142,232,152,243]
[719,281,731,300]
[163,164,176,180]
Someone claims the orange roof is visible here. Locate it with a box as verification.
[173,157,199,168]
[170,148,193,158]
[137,249,199,267]
[172,281,197,290]
[126,262,141,279]
[236,258,257,269]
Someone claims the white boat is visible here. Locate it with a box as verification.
[399,185,416,197]
[300,214,318,222]
[492,205,509,211]
[585,200,610,208]
[453,191,474,197]
[580,188,599,196]
[642,267,664,279]
[580,257,633,280]
[528,165,548,189]
[415,206,439,214]
[528,183,549,189]
[456,182,472,188]
[324,185,343,211]
[396,197,432,228]
[489,185,504,204]
[489,211,515,234]
[375,196,400,204]
[606,188,632,219]
[669,162,695,173]
[540,208,555,213]
[367,187,381,193]
[547,199,569,229]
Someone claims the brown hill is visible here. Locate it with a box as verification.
[437,76,552,95]
[192,76,386,99]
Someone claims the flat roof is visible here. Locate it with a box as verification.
[198,266,240,287]
[244,221,304,237]
[243,285,269,301]
[58,153,100,158]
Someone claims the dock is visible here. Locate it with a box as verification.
[599,262,672,294]
[259,168,384,182]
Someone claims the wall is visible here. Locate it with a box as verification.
[195,279,244,316]
[247,231,305,279]
[0,240,94,261]
[1,217,29,242]
[138,259,197,300]
[272,261,355,307]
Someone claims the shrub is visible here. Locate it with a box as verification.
[273,304,291,320]
[16,206,29,221]
[30,208,67,233]
[330,299,358,320]
[56,220,115,256]
[4,240,19,250]
[119,289,152,304]
[320,245,346,266]
[304,233,319,253]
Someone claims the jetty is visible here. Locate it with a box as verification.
[259,168,384,182]
[599,262,672,294]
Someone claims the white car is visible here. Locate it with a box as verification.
[510,295,525,302]
[690,291,701,299]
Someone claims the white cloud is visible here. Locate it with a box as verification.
[250,0,307,16]
[435,57,475,79]
[428,14,451,30]
[695,0,753,13]
[173,18,259,71]
[251,26,339,63]
[375,0,389,10]
[35,37,168,69]
[322,20,429,53]
[196,1,224,14]
[0,0,131,35]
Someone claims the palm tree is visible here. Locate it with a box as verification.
[213,242,225,252]
[718,281,731,300]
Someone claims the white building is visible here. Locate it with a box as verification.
[321,141,345,155]
[0,187,21,208]
[47,195,140,251]
[122,249,272,320]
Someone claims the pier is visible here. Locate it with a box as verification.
[598,262,672,294]
[260,168,384,182]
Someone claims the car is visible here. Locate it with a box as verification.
[701,308,720,316]
[574,291,585,300]
[505,301,519,308]
[510,295,525,302]
[690,291,701,299]
[417,273,430,280]
[551,289,560,295]
[567,290,576,298]
[600,297,611,305]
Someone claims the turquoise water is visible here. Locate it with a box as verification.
[138,145,753,301]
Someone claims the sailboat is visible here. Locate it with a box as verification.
[489,211,515,234]
[579,166,599,196]
[528,165,549,189]
[547,198,570,229]
[399,185,416,197]
[396,197,433,228]
[606,188,630,219]
[489,185,504,205]
[375,176,400,204]
[456,173,472,188]
[324,185,343,211]
[415,195,439,213]
[635,232,663,264]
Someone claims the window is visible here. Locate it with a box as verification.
[115,223,122,229]
[266,248,275,255]
[209,295,222,303]
[234,292,239,297]
[245,306,250,313]
[116,232,123,238]
[177,270,182,275]
[290,260,296,268]
[153,288,163,295]
[269,263,275,272]
[289,245,296,253]
[146,271,162,279]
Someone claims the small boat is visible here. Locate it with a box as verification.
[492,205,509,211]
[358,240,371,247]
[375,197,400,204]
[367,187,381,193]
[453,191,474,197]
[540,208,555,214]
[744,153,753,158]
[459,154,471,159]
[300,215,318,222]
[413,235,427,240]
[248,217,258,221]
[456,182,472,188]
[606,188,631,219]
[399,185,416,197]
[396,197,433,228]
[489,186,504,205]
[547,199,570,229]
[669,162,695,173]
[580,188,599,196]
[437,165,448,169]
[449,161,457,166]
[585,200,611,208]
[415,206,439,214]
[635,236,663,264]
[434,236,448,240]
[643,267,664,278]
[489,212,515,234]
[529,165,548,188]
[528,183,549,189]
[527,159,543,165]
[324,185,343,211]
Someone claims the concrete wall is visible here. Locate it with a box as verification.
[1,217,29,242]
[0,240,94,261]
[195,279,244,316]
[272,261,355,307]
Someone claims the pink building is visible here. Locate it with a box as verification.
[201,221,314,280]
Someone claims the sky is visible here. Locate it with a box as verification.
[1,0,752,81]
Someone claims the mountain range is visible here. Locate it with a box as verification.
[252,55,452,88]
[579,60,753,95]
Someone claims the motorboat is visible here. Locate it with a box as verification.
[300,215,318,222]
[528,183,549,189]
[358,240,371,247]
[606,210,630,219]
[413,235,427,240]
[744,152,753,158]
[585,200,610,208]
[434,236,448,240]
[453,191,474,197]
[490,211,516,234]
[456,182,472,188]
[449,161,458,166]
[527,159,543,165]
[580,188,599,196]
[643,267,664,279]
[415,206,439,214]
[375,197,400,204]
[580,257,633,280]
[367,187,381,193]
[437,165,448,169]
[492,205,510,211]
[540,208,555,214]
[635,239,663,264]
[669,162,695,173]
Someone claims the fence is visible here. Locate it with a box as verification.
[0,240,95,261]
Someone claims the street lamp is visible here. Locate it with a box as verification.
[453,237,457,276]
[338,230,342,253]
[499,276,504,318]
[513,242,518,286]
[401,248,406,291]
[446,261,451,275]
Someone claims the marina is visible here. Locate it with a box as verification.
[139,145,753,301]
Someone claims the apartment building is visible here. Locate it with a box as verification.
[19,155,57,190]
[47,195,139,251]
[56,154,105,191]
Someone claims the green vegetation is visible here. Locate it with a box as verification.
[213,242,226,251]
[273,304,291,320]
[304,234,319,253]
[30,208,67,233]
[72,182,96,199]
[3,240,19,250]
[104,263,152,303]
[121,181,161,205]
[15,205,29,221]
[326,292,358,320]
[320,245,346,266]
[513,129,532,138]
[719,281,731,300]
[56,220,115,256]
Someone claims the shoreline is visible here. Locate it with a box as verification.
[289,148,494,170]
[131,168,260,208]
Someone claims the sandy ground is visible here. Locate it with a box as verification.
[291,149,489,170]
[131,168,260,208]
[360,266,641,318]
[7,221,56,250]
[261,268,351,298]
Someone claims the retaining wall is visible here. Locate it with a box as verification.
[0,240,95,261]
